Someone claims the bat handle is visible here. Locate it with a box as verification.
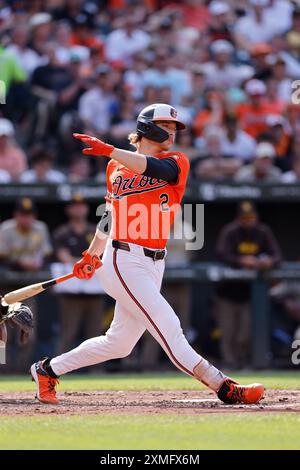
[41,272,75,289]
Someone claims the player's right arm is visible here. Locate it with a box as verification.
[73,133,179,182]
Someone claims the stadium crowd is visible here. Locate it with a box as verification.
[1,0,300,183]
[1,0,300,372]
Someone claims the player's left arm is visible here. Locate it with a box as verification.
[73,133,180,182]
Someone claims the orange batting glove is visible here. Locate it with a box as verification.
[73,250,102,280]
[73,133,114,157]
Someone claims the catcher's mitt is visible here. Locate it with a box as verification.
[0,297,34,344]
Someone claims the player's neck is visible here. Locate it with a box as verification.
[136,141,165,156]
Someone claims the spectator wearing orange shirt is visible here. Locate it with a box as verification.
[193,90,224,138]
[265,115,292,171]
[70,15,104,51]
[236,79,281,139]
[0,119,27,181]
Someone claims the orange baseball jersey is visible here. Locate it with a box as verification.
[105,151,190,249]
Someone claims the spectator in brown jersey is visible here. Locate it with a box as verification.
[53,194,105,355]
[214,201,282,369]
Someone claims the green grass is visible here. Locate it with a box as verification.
[0,414,300,450]
[0,372,299,450]
[0,370,299,392]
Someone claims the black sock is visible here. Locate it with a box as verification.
[42,357,59,379]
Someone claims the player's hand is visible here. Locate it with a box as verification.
[73,133,114,157]
[73,250,102,280]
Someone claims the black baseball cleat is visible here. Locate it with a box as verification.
[217,378,264,404]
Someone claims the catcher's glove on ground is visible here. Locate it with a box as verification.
[0,298,34,344]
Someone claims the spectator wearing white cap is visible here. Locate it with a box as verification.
[7,23,46,77]
[105,16,151,67]
[236,79,281,138]
[234,142,282,182]
[200,40,254,89]
[208,1,234,44]
[221,113,257,162]
[29,12,53,57]
[0,119,27,181]
[234,0,288,51]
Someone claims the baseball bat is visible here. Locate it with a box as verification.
[1,265,93,305]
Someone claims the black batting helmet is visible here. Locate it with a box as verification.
[136,103,186,143]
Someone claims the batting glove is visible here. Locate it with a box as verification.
[73,250,102,280]
[73,133,114,157]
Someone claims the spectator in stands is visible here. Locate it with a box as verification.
[29,12,53,57]
[53,194,104,354]
[192,125,242,180]
[201,40,254,89]
[0,169,11,183]
[0,198,52,271]
[207,1,233,43]
[0,118,27,181]
[234,0,290,51]
[142,50,191,105]
[105,15,151,66]
[78,64,118,136]
[193,89,224,138]
[20,149,66,184]
[236,79,281,138]
[70,14,103,50]
[109,95,137,149]
[251,43,273,81]
[68,155,91,183]
[214,200,282,369]
[285,7,300,60]
[173,128,200,161]
[235,142,282,183]
[265,114,291,171]
[281,156,300,183]
[54,20,74,65]
[0,41,26,97]
[268,54,293,103]
[7,23,45,77]
[30,41,74,141]
[124,53,149,101]
[221,113,257,162]
[189,65,207,110]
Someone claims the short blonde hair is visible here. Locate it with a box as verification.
[128,132,141,147]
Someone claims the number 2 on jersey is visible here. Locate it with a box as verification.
[159,193,169,211]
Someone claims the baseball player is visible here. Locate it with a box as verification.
[30,103,264,405]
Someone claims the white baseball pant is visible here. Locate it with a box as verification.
[50,239,225,391]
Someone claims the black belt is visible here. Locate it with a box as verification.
[112,240,166,261]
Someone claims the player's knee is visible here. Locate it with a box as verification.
[114,343,134,359]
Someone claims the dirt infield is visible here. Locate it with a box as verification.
[1,389,300,416]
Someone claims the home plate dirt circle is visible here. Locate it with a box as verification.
[1,389,300,416]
